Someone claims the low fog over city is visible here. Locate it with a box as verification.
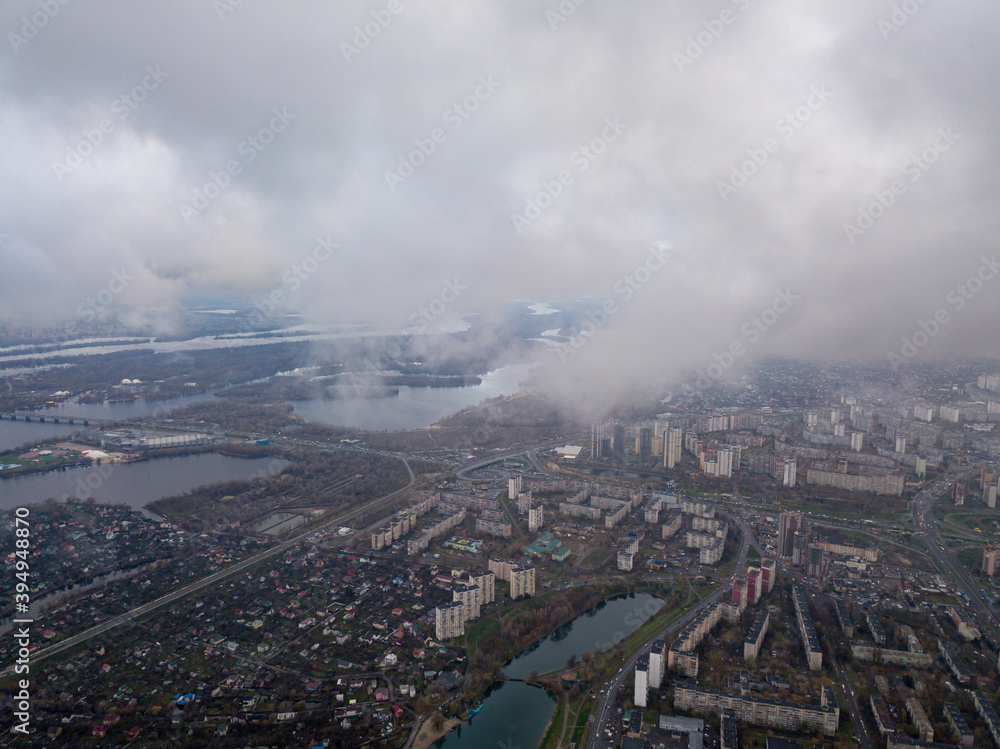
[3,2,1000,402]
[2,3,1000,748]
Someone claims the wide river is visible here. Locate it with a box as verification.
[433,592,664,749]
[289,363,535,430]
[0,363,535,449]
[0,453,289,517]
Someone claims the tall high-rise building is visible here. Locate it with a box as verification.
[507,476,522,499]
[984,548,999,577]
[954,482,965,506]
[717,448,735,478]
[777,511,804,557]
[732,574,747,608]
[613,424,626,464]
[760,557,777,593]
[639,427,652,464]
[850,432,864,452]
[435,601,466,640]
[895,437,906,454]
[807,545,824,578]
[792,531,810,566]
[591,423,606,459]
[648,640,666,689]
[634,655,649,708]
[664,427,683,469]
[746,568,760,604]
[509,565,536,599]
[528,504,544,532]
[780,459,797,487]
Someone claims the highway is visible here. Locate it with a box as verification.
[829,647,872,749]
[11,467,432,670]
[913,473,1000,642]
[16,440,561,669]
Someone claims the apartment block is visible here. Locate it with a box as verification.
[674,681,839,736]
[528,504,544,532]
[488,557,514,581]
[452,583,482,622]
[476,509,512,538]
[509,564,536,600]
[648,639,666,689]
[618,547,636,571]
[906,698,934,742]
[851,643,933,668]
[635,655,649,708]
[508,476,522,499]
[760,558,777,594]
[434,601,466,640]
[744,608,770,662]
[939,639,971,684]
[662,509,683,540]
[806,466,905,496]
[669,600,743,677]
[834,598,853,637]
[974,693,1000,749]
[944,703,973,749]
[792,586,822,671]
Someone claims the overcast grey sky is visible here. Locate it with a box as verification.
[1,0,998,397]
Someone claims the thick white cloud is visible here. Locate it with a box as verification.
[0,0,998,399]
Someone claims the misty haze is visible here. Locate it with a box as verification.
[1,2,999,748]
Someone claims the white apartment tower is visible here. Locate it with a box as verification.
[664,427,683,469]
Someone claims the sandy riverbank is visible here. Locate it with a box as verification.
[411,716,462,749]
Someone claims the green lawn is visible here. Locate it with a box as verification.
[537,696,566,749]
[957,547,983,573]
[465,615,500,653]
[579,548,609,569]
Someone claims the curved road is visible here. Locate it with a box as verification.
[585,520,750,749]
